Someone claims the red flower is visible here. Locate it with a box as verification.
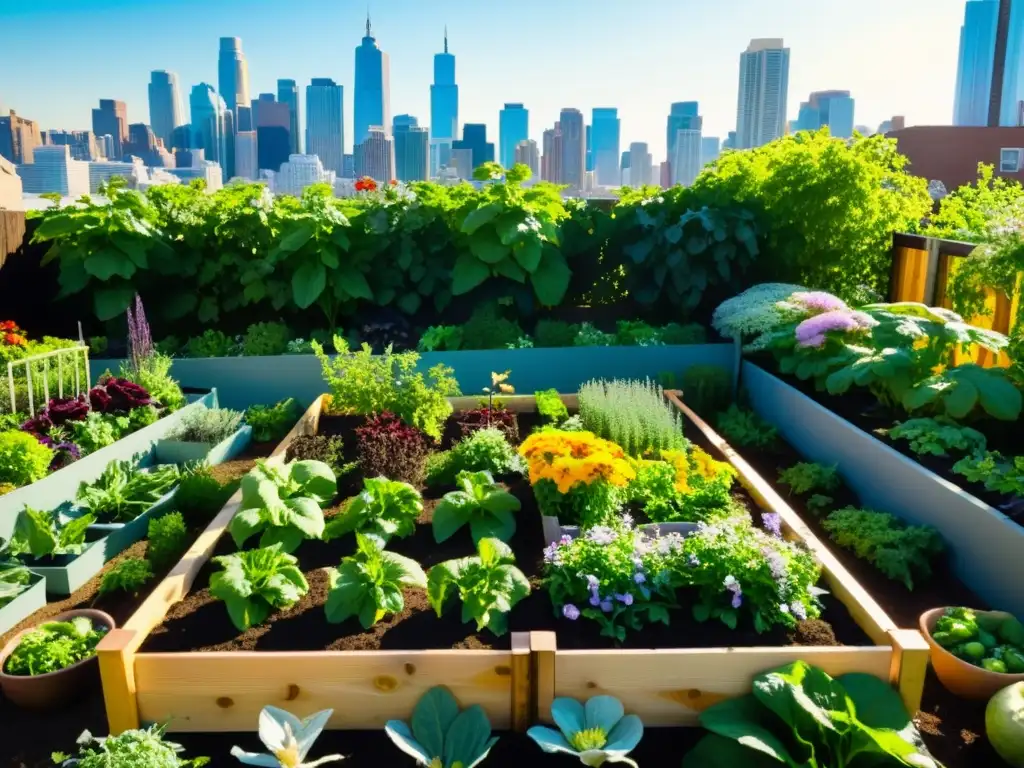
[389,179,398,186]
[0,320,18,333]
[3,332,26,347]
[354,177,378,193]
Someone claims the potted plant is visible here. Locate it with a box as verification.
[155,407,251,465]
[0,608,115,709]
[70,456,180,534]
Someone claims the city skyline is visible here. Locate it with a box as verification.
[0,0,971,162]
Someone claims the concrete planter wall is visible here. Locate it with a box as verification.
[98,344,734,411]
[741,361,1024,617]
[0,573,46,636]
[154,425,253,466]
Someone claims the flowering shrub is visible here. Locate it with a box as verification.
[794,309,877,348]
[711,283,806,345]
[355,412,431,485]
[627,447,737,523]
[676,516,823,632]
[520,431,635,526]
[354,176,378,192]
[0,320,28,350]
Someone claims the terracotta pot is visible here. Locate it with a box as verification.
[920,608,1024,700]
[0,609,115,710]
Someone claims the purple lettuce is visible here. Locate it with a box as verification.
[21,412,54,436]
[48,441,81,471]
[46,395,89,426]
[795,309,878,348]
[89,378,153,413]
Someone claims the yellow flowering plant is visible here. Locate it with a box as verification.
[627,446,738,524]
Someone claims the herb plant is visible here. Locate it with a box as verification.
[777,462,840,495]
[230,460,335,553]
[9,506,95,559]
[324,477,423,544]
[886,417,987,458]
[4,616,107,676]
[528,695,643,768]
[425,427,523,487]
[147,511,189,569]
[680,365,732,418]
[285,435,347,474]
[953,451,1024,496]
[99,557,154,595]
[245,398,301,443]
[0,430,54,487]
[427,537,530,637]
[578,379,684,457]
[574,323,617,346]
[209,544,309,632]
[355,412,431,485]
[0,546,31,607]
[715,404,778,449]
[230,706,341,768]
[461,304,525,350]
[241,321,289,357]
[417,324,463,352]
[386,686,499,768]
[806,494,835,516]
[324,533,427,628]
[53,725,210,768]
[174,464,235,524]
[67,411,128,455]
[75,457,180,523]
[822,507,945,590]
[167,407,244,444]
[433,470,521,545]
[660,322,707,345]
[456,404,519,443]
[185,329,234,358]
[685,660,939,768]
[535,389,569,423]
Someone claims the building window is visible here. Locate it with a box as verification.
[1000,148,1022,173]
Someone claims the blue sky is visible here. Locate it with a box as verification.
[0,0,966,160]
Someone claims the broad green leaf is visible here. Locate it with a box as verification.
[470,230,510,264]
[493,257,527,283]
[289,460,337,503]
[836,672,910,731]
[85,250,135,281]
[36,212,98,239]
[698,694,800,765]
[281,497,326,539]
[513,239,542,273]
[336,263,374,301]
[452,253,490,295]
[412,687,460,765]
[531,247,571,307]
[682,734,785,768]
[495,212,524,245]
[397,292,421,314]
[94,285,135,321]
[292,260,327,308]
[469,509,516,544]
[381,551,428,588]
[444,706,493,768]
[57,260,89,295]
[278,223,315,253]
[229,507,266,548]
[461,203,502,234]
[477,537,514,567]
[433,497,471,543]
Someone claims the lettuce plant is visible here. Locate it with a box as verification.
[0,544,31,607]
[229,460,336,553]
[386,686,498,768]
[53,725,209,768]
[432,470,521,545]
[425,427,523,488]
[9,506,94,559]
[0,430,54,487]
[355,412,431,484]
[887,417,987,458]
[527,695,643,767]
[209,544,309,632]
[4,616,107,676]
[231,705,342,767]
[75,456,180,523]
[684,661,939,768]
[324,533,427,628]
[245,398,302,443]
[324,476,422,545]
[427,537,530,637]
[536,388,570,423]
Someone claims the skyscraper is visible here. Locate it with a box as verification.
[148,71,183,148]
[16,145,89,196]
[558,108,586,188]
[672,129,703,187]
[954,0,1000,125]
[306,78,344,176]
[591,108,620,187]
[190,84,229,170]
[701,136,721,166]
[998,0,1024,125]
[794,90,856,137]
[354,15,391,147]
[252,93,291,173]
[585,124,593,173]
[273,154,336,197]
[499,103,528,169]
[218,37,250,114]
[0,110,42,164]
[666,102,701,164]
[452,123,494,171]
[91,99,128,160]
[542,124,563,183]
[354,126,394,182]
[393,115,429,182]
[514,139,541,178]
[628,142,652,188]
[44,130,100,161]
[278,79,301,154]
[235,120,258,181]
[736,38,790,149]
[430,28,459,175]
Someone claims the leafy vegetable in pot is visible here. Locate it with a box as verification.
[4,616,107,676]
[209,544,309,632]
[931,606,1024,674]
[75,456,180,523]
[684,660,940,767]
[432,470,521,545]
[9,506,95,560]
[229,460,336,553]
[386,686,499,768]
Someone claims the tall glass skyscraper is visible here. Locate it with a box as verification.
[306,78,344,176]
[954,0,1000,125]
[91,99,128,160]
[499,103,528,169]
[148,71,183,148]
[277,79,301,154]
[999,0,1024,125]
[452,123,494,171]
[252,93,290,173]
[558,108,586,189]
[666,102,700,164]
[794,90,856,137]
[431,29,459,175]
[736,39,790,149]
[393,115,429,181]
[591,108,620,187]
[189,84,229,171]
[354,15,391,147]
[218,37,250,114]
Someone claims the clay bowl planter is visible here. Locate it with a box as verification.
[0,608,115,710]
[920,608,1024,700]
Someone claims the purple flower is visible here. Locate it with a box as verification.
[589,593,601,607]
[634,572,646,584]
[791,291,847,315]
[795,309,878,348]
[790,601,808,621]
[762,512,782,538]
[764,549,787,582]
[562,604,580,621]
[615,593,634,606]
[724,575,743,608]
[542,542,562,565]
[731,592,743,609]
[600,599,614,613]
[49,442,81,471]
[127,293,154,375]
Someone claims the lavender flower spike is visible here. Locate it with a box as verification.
[127,293,154,374]
[762,512,782,538]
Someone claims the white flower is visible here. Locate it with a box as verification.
[231,706,343,767]
[712,283,807,340]
[723,575,737,588]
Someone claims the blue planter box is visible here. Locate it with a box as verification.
[0,391,217,542]
[154,425,253,466]
[0,572,46,636]
[741,361,1024,617]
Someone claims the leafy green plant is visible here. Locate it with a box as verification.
[75,457,180,523]
[313,336,459,440]
[147,511,188,570]
[4,616,107,676]
[185,329,235,358]
[684,660,939,768]
[660,322,707,345]
[822,507,945,590]
[241,321,289,356]
[886,417,987,458]
[68,411,128,455]
[574,323,617,346]
[528,695,643,768]
[615,320,662,346]
[953,451,1024,496]
[173,464,235,524]
[417,324,463,352]
[324,533,427,628]
[578,379,684,457]
[806,494,835,517]
[0,546,31,607]
[534,319,580,348]
[285,434,348,475]
[324,476,423,544]
[432,470,521,545]
[88,336,108,356]
[426,427,523,488]
[716,404,777,449]
[230,460,335,553]
[99,557,154,595]
[209,543,309,632]
[53,725,209,768]
[386,686,499,768]
[681,365,731,417]
[124,351,185,412]
[458,304,524,350]
[9,506,94,559]
[777,462,840,496]
[427,537,530,637]
[167,407,244,444]
[245,398,301,443]
[0,430,54,487]
[535,389,569,423]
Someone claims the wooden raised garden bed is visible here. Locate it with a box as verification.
[97,390,928,736]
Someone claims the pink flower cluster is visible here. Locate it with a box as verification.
[790,291,848,315]
[795,309,877,348]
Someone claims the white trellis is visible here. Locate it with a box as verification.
[7,345,91,417]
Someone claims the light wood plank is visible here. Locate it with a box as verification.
[554,647,892,726]
[510,633,531,732]
[135,650,515,732]
[97,629,141,734]
[889,629,930,716]
[665,392,898,646]
[531,631,557,724]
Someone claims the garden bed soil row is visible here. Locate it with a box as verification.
[705,405,1003,768]
[0,440,276,768]
[141,408,871,655]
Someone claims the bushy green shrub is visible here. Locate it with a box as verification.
[659,323,707,345]
[185,330,234,358]
[245,398,301,443]
[461,305,524,350]
[615,320,662,346]
[573,323,617,346]
[123,352,185,411]
[777,462,840,496]
[716,405,777,449]
[168,407,244,444]
[0,431,53,487]
[99,557,154,595]
[174,465,235,524]
[534,320,580,348]
[418,325,463,352]
[241,322,289,356]
[425,427,523,487]
[535,389,569,423]
[147,511,189,570]
[578,379,684,457]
